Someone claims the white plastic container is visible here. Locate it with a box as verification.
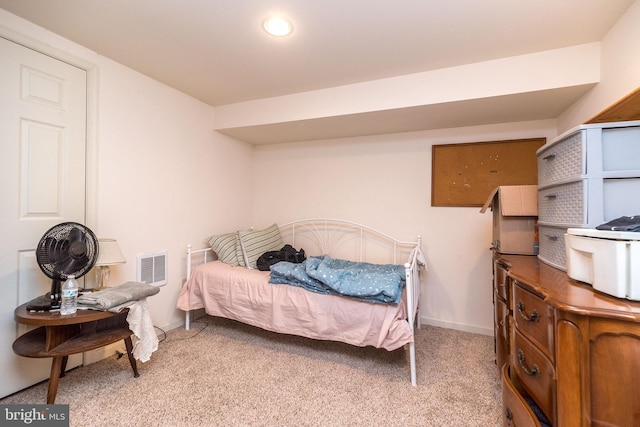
[565,228,640,300]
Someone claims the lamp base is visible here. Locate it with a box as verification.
[95,265,111,291]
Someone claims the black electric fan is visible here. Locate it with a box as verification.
[27,222,99,311]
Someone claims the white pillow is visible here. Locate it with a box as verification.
[237,224,284,269]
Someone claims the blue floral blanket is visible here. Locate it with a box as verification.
[269,255,405,304]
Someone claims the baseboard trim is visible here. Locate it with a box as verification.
[420,316,493,336]
[162,318,188,333]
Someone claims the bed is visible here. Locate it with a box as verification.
[176,218,426,386]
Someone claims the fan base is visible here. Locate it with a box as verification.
[25,293,59,311]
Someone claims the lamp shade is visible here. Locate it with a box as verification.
[95,239,126,266]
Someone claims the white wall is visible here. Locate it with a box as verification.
[253,120,558,335]
[214,43,600,129]
[558,0,640,131]
[0,10,255,333]
[96,59,255,331]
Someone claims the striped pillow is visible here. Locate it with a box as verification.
[236,240,247,267]
[208,233,241,266]
[238,224,284,269]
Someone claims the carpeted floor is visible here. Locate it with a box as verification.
[1,317,502,426]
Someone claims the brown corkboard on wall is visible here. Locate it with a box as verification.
[431,138,545,207]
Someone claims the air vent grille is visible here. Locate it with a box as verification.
[137,251,167,286]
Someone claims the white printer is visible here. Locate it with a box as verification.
[566,228,640,301]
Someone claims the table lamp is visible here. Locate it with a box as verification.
[94,238,126,290]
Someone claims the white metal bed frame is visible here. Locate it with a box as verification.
[183,218,425,386]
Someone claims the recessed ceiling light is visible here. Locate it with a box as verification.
[262,16,293,37]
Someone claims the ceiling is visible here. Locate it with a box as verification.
[0,0,635,143]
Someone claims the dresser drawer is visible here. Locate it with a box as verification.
[539,178,640,229]
[538,180,586,225]
[513,330,556,424]
[501,364,542,427]
[538,130,584,186]
[496,296,510,342]
[494,260,510,302]
[495,296,510,370]
[513,284,554,360]
[537,123,640,187]
[537,224,568,270]
[601,126,640,173]
[602,177,640,220]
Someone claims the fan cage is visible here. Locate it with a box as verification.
[35,222,99,281]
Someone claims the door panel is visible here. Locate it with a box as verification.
[21,120,66,216]
[0,36,87,399]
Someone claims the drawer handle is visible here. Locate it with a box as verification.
[517,300,539,322]
[517,349,540,377]
[542,153,556,160]
[544,234,559,241]
[544,193,558,199]
[498,281,506,288]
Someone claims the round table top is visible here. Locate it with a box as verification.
[15,302,126,326]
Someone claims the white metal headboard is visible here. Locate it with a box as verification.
[279,218,421,265]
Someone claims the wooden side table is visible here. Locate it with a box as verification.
[13,303,140,404]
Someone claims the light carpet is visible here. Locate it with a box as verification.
[1,316,502,426]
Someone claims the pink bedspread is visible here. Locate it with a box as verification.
[176,261,413,351]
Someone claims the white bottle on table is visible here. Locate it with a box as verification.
[60,275,79,315]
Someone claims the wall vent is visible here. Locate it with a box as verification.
[137,251,167,286]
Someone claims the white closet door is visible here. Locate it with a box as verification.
[0,36,87,399]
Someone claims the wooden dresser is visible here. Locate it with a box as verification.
[494,254,640,427]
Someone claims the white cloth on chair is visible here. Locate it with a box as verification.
[125,298,158,362]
